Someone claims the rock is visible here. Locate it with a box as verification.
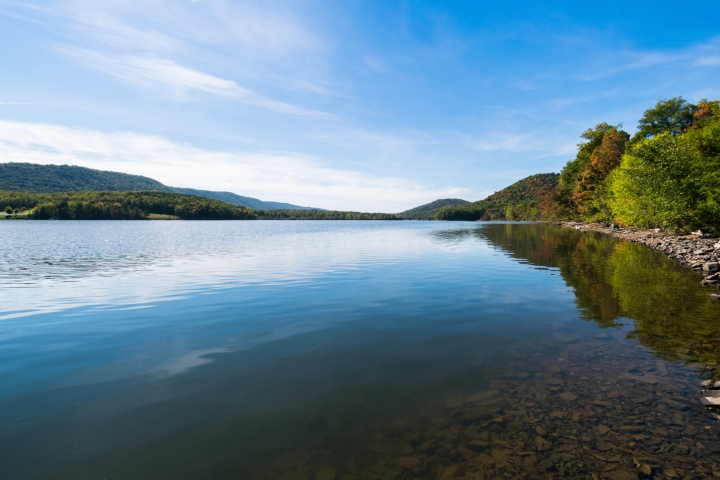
[534,436,551,451]
[464,389,501,404]
[468,439,489,450]
[701,397,720,406]
[621,373,659,384]
[457,446,476,460]
[315,465,337,480]
[394,457,421,468]
[595,441,613,452]
[597,425,611,435]
[703,262,720,273]
[438,465,459,480]
[558,392,578,402]
[702,380,713,388]
[637,462,652,475]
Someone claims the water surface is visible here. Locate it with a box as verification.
[1,221,719,479]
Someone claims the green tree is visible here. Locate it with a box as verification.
[609,107,720,232]
[609,133,701,231]
[631,97,696,143]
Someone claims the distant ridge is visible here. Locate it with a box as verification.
[168,188,316,211]
[0,163,318,211]
[396,198,469,219]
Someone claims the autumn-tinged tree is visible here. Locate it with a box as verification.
[572,129,629,221]
[559,123,619,190]
[557,123,628,221]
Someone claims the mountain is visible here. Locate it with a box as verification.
[169,188,316,210]
[396,198,469,219]
[0,163,317,210]
[435,173,559,221]
[0,162,166,192]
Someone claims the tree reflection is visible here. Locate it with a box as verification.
[476,223,720,366]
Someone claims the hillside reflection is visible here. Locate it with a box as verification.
[476,223,720,367]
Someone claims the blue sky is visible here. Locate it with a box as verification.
[1,0,719,211]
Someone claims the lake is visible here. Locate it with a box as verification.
[1,221,719,479]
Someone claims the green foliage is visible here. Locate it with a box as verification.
[0,163,166,192]
[609,114,720,232]
[435,173,559,221]
[0,163,315,211]
[396,198,469,219]
[256,209,399,220]
[0,191,256,220]
[4,206,11,214]
[631,97,696,143]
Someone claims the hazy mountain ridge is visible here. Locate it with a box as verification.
[0,163,317,211]
[169,188,317,211]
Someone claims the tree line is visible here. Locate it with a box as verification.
[550,97,720,232]
[255,209,399,220]
[0,191,256,220]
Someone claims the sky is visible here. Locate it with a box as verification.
[1,1,719,212]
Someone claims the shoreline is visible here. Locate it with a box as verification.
[560,222,720,289]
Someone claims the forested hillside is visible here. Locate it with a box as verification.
[0,191,256,220]
[436,173,558,221]
[396,198,469,219]
[0,163,166,192]
[0,163,316,210]
[547,97,720,232]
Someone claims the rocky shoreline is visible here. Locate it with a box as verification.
[560,222,720,290]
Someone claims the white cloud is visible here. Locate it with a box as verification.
[0,121,468,212]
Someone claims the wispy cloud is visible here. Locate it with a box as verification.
[3,0,333,114]
[0,121,469,212]
[59,48,328,116]
[577,36,720,82]
[59,0,332,91]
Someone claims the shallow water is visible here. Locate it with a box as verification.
[1,221,719,479]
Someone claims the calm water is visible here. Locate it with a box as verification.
[1,221,720,479]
